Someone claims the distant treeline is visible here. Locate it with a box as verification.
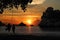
[0,21,26,26]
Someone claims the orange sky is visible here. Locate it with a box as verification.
[0,2,45,25]
[0,0,60,25]
[0,15,41,25]
[0,7,42,25]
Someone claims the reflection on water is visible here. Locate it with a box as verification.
[1,26,60,36]
[28,26,32,34]
[0,26,41,34]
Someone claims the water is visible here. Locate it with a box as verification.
[0,26,60,36]
[0,26,41,34]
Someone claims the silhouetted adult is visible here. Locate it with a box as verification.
[12,24,15,34]
[5,23,11,32]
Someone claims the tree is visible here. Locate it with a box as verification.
[39,7,60,31]
[0,0,33,14]
[18,22,26,26]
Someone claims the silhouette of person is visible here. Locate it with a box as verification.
[12,24,15,34]
[5,23,11,32]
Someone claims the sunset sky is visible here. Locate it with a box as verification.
[0,0,60,25]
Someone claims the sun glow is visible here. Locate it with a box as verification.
[27,20,32,25]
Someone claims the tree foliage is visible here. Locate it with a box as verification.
[39,7,60,29]
[0,0,33,14]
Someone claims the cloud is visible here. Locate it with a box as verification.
[29,0,46,5]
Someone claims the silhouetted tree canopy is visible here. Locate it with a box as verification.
[18,22,26,26]
[0,0,33,14]
[39,7,60,30]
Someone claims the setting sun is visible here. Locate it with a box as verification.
[26,20,32,25]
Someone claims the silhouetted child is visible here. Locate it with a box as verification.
[5,23,11,32]
[12,24,15,34]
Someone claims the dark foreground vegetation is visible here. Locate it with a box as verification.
[0,34,60,40]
